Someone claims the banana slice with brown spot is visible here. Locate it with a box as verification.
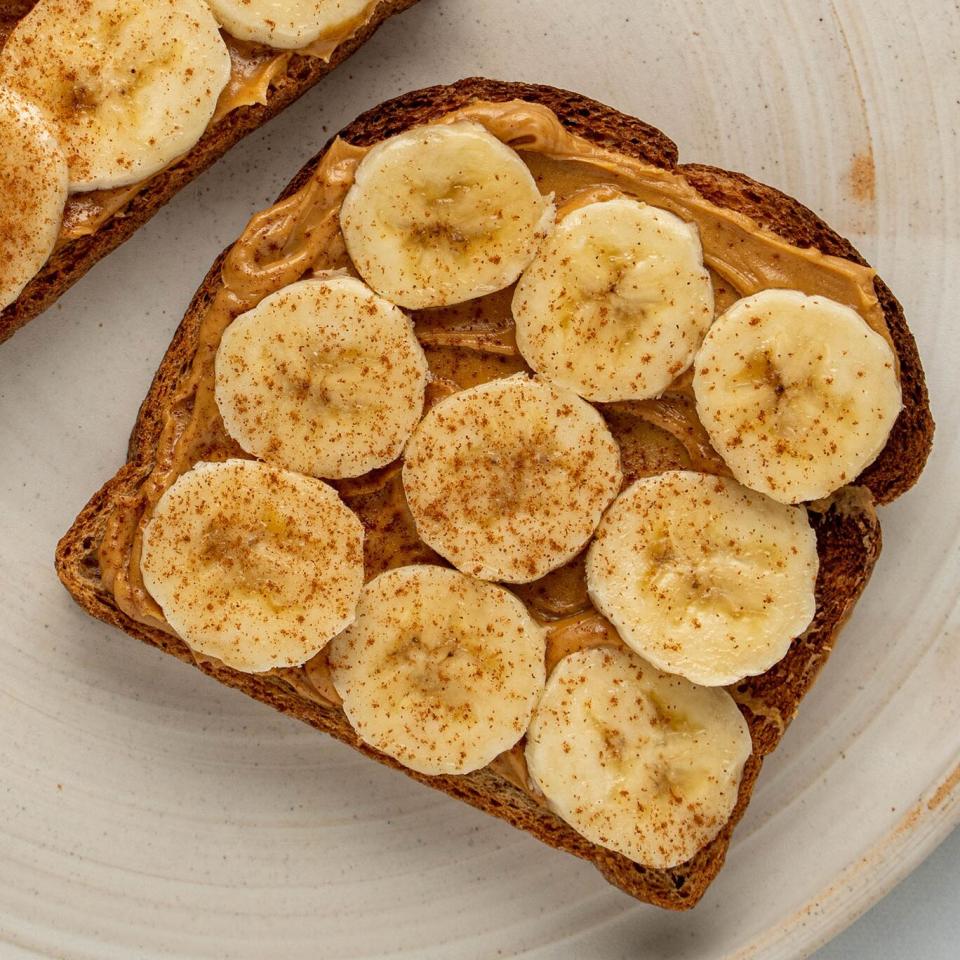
[207,0,370,49]
[402,374,623,583]
[586,470,818,686]
[141,459,364,673]
[328,564,546,776]
[340,122,554,308]
[513,196,714,401]
[215,275,428,479]
[0,0,231,191]
[525,645,752,868]
[0,87,68,309]
[693,289,902,503]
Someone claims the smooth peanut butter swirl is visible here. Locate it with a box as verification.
[97,98,892,796]
[222,140,366,309]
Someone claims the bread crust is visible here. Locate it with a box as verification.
[0,0,420,343]
[57,78,927,908]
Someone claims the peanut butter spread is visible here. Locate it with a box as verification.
[96,99,890,798]
[0,1,380,244]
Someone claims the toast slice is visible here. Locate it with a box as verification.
[56,78,933,909]
[0,0,419,344]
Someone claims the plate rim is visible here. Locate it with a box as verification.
[731,759,960,960]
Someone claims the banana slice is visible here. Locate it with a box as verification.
[340,122,555,309]
[0,87,68,310]
[141,459,364,673]
[0,0,231,191]
[215,275,428,480]
[586,471,818,686]
[693,289,902,503]
[328,564,546,776]
[513,196,714,402]
[402,375,623,583]
[207,0,370,49]
[525,646,752,868]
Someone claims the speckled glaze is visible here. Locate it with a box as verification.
[0,1,956,958]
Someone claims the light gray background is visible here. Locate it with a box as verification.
[815,826,958,958]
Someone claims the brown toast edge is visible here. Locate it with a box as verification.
[57,78,916,908]
[679,163,933,505]
[0,0,420,344]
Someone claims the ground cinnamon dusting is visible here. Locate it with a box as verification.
[95,98,892,825]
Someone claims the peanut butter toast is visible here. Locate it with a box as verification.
[56,78,932,909]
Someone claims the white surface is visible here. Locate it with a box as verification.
[0,1,957,957]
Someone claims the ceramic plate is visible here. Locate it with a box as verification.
[0,1,956,957]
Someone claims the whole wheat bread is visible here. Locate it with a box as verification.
[56,78,933,909]
[0,0,419,344]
